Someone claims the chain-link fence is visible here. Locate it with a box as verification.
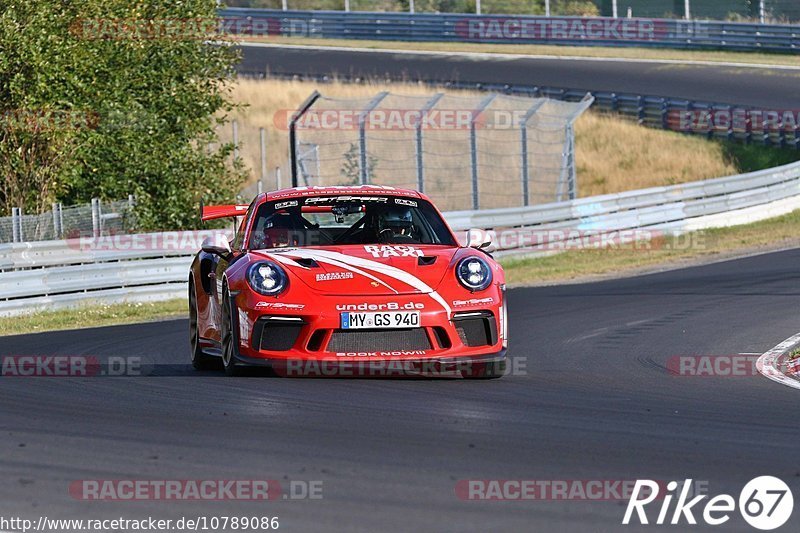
[287,90,593,211]
[0,198,136,244]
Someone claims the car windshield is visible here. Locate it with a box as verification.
[247,195,457,250]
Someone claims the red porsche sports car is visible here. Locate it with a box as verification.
[189,185,507,378]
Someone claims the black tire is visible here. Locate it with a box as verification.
[220,285,244,377]
[189,279,219,371]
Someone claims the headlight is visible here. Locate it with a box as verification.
[456,256,492,292]
[247,261,288,296]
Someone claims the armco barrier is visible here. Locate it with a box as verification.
[2,160,800,316]
[219,9,800,53]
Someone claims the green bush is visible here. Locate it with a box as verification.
[0,0,246,230]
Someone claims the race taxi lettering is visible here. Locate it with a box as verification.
[364,245,424,258]
[274,200,298,209]
[316,272,354,282]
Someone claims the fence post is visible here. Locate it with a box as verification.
[289,91,322,187]
[52,203,63,239]
[415,93,444,193]
[91,198,101,239]
[469,94,497,211]
[358,92,389,185]
[259,127,267,184]
[520,100,546,207]
[567,123,577,200]
[11,207,22,243]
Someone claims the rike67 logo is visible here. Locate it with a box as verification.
[623,477,793,530]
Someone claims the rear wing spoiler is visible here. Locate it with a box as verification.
[200,203,250,222]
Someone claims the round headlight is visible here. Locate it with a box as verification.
[247,261,288,296]
[456,256,492,292]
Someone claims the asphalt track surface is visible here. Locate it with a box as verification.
[2,249,800,532]
[237,43,800,109]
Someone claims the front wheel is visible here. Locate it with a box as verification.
[220,286,244,376]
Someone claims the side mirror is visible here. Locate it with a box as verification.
[467,229,496,253]
[201,236,232,257]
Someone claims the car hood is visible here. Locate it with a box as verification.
[252,245,458,296]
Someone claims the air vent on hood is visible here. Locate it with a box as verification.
[418,256,437,266]
[295,258,319,268]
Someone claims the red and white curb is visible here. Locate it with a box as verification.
[756,332,800,391]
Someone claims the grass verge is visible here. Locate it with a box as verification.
[502,209,800,285]
[245,36,800,68]
[0,299,188,337]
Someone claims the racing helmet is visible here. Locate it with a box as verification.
[377,207,414,240]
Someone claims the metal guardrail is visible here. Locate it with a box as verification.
[220,8,800,52]
[2,159,800,316]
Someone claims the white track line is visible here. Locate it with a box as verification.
[240,41,800,71]
[756,332,800,391]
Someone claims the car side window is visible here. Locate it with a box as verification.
[231,203,255,252]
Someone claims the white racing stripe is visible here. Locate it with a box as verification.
[270,251,399,294]
[272,248,452,317]
[755,331,800,391]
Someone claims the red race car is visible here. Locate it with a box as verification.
[189,185,507,378]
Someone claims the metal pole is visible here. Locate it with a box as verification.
[469,94,497,211]
[344,0,350,12]
[409,0,415,14]
[289,91,322,187]
[57,203,64,239]
[358,91,389,185]
[612,0,618,18]
[52,203,60,239]
[257,179,263,195]
[519,100,546,207]
[759,0,766,23]
[275,167,282,190]
[232,120,239,162]
[684,0,691,20]
[259,127,267,184]
[282,0,288,10]
[476,0,481,15]
[567,123,577,200]
[91,198,101,238]
[11,207,21,243]
[415,93,444,194]
[545,0,550,17]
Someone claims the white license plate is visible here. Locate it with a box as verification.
[341,311,420,329]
